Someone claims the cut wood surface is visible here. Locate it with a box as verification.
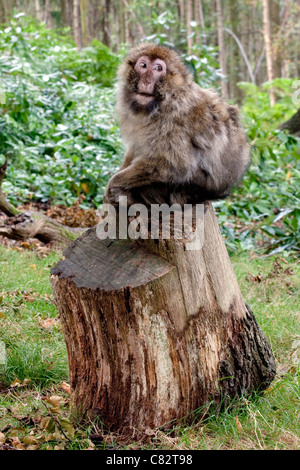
[50,202,276,436]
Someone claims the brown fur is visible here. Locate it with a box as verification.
[104,43,250,206]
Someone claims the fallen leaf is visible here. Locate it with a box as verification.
[58,416,75,439]
[60,382,71,394]
[0,432,5,443]
[38,318,58,329]
[23,436,39,446]
[10,379,21,388]
[235,415,243,431]
[45,395,64,414]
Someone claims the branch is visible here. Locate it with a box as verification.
[0,159,20,217]
[121,0,145,38]
[223,27,255,84]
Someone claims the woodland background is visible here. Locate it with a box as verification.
[0,0,299,451]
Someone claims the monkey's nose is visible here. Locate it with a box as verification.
[140,79,154,94]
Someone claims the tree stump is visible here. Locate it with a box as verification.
[50,202,275,435]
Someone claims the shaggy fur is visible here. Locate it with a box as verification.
[104,43,250,206]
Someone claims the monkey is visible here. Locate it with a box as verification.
[103,42,250,207]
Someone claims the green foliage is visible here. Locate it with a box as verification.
[0,14,122,207]
[215,78,300,254]
[0,15,299,254]
[144,12,222,89]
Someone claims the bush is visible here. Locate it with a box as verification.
[215,79,300,254]
[0,14,122,207]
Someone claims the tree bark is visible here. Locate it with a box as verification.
[73,0,82,51]
[186,0,193,54]
[0,160,84,246]
[44,0,53,28]
[0,210,83,245]
[50,203,276,438]
[270,0,281,78]
[262,0,276,106]
[35,0,41,22]
[216,0,228,99]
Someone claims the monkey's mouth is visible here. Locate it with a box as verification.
[134,92,155,105]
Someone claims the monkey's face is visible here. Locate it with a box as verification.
[126,55,168,114]
[133,55,166,106]
[118,44,191,116]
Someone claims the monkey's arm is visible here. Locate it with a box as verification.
[119,150,135,170]
[104,160,162,205]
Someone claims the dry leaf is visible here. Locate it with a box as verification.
[23,435,39,446]
[45,395,64,414]
[60,382,71,394]
[10,379,21,388]
[58,416,75,438]
[38,318,58,329]
[235,415,243,431]
[0,432,5,443]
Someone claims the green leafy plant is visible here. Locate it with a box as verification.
[0,15,122,207]
[215,79,300,254]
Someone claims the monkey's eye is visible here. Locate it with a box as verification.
[155,65,163,72]
[139,62,147,68]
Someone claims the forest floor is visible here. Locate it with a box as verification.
[0,207,299,451]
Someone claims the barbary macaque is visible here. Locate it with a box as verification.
[104,43,250,207]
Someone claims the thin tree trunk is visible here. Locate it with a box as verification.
[61,0,73,29]
[73,0,82,51]
[186,0,193,54]
[121,0,145,40]
[270,0,281,78]
[44,0,53,28]
[35,0,42,22]
[262,0,276,106]
[216,0,228,99]
[80,0,88,47]
[197,0,206,44]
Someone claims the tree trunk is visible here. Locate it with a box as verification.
[73,0,82,51]
[44,0,53,28]
[216,0,228,99]
[50,203,276,438]
[270,0,281,78]
[186,0,193,54]
[61,0,73,30]
[35,0,41,22]
[262,0,276,106]
[80,0,88,47]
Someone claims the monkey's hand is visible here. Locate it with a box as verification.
[104,163,161,205]
[103,179,125,206]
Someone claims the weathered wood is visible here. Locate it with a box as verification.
[50,203,276,436]
[0,211,83,245]
[0,159,84,245]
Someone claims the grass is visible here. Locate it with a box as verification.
[0,243,299,450]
